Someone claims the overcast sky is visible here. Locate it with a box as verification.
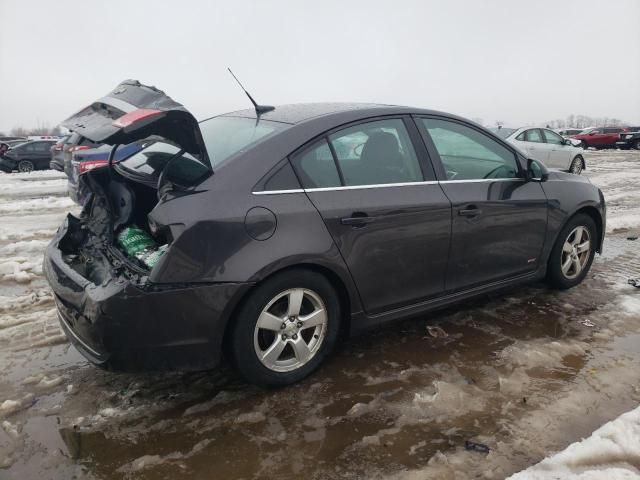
[0,0,639,133]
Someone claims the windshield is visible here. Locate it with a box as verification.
[489,127,516,139]
[199,116,287,168]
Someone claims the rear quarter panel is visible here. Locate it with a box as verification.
[148,186,363,315]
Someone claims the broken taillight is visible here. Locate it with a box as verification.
[79,160,109,173]
[70,145,90,153]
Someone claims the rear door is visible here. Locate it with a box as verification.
[416,117,548,291]
[542,129,572,169]
[290,117,452,314]
[34,141,55,168]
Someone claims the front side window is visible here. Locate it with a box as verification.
[328,119,422,186]
[542,129,564,145]
[421,118,519,180]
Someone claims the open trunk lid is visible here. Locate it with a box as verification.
[62,79,210,169]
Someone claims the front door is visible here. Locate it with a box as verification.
[542,129,572,169]
[417,117,548,292]
[290,117,452,314]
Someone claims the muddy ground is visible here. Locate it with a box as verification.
[1,150,639,480]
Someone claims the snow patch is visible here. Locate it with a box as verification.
[508,406,640,479]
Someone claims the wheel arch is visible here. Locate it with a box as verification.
[552,206,604,255]
[221,262,355,356]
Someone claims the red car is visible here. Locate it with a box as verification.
[571,127,628,149]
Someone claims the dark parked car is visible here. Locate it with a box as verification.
[68,141,146,204]
[0,140,58,172]
[44,80,606,387]
[615,127,640,150]
[49,135,71,171]
[571,127,627,149]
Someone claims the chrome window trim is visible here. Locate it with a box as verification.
[252,178,524,195]
[439,178,524,184]
[252,188,305,195]
[305,181,439,192]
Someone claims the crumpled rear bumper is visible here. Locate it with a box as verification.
[43,215,252,371]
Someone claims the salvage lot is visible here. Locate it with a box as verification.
[1,151,639,478]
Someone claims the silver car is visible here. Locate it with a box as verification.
[491,127,585,174]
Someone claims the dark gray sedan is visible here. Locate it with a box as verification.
[44,80,606,387]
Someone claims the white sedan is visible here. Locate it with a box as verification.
[490,127,586,174]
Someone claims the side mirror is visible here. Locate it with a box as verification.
[526,158,547,182]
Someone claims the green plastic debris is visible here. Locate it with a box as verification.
[117,225,156,258]
[140,244,168,268]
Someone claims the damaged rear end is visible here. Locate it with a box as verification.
[44,80,247,370]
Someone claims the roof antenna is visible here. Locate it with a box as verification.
[227,68,275,116]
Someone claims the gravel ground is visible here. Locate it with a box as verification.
[0,150,639,479]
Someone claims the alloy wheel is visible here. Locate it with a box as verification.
[18,161,34,173]
[560,226,591,280]
[570,158,583,174]
[253,288,328,372]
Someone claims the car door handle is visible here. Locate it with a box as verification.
[341,214,375,227]
[458,207,482,217]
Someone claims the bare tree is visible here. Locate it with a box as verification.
[10,126,29,137]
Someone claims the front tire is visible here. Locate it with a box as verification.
[17,160,34,173]
[547,214,596,289]
[230,269,341,387]
[569,156,584,175]
[634,139,640,150]
[581,141,589,150]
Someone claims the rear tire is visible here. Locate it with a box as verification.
[230,269,341,387]
[17,160,34,173]
[569,156,584,175]
[547,214,597,290]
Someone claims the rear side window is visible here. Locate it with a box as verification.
[290,139,341,189]
[603,128,621,134]
[421,118,519,180]
[328,118,422,186]
[542,129,564,145]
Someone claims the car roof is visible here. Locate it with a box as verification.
[218,102,445,125]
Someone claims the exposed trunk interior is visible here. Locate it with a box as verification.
[58,167,170,286]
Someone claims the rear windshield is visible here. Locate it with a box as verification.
[489,127,516,139]
[116,116,286,186]
[200,116,287,168]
